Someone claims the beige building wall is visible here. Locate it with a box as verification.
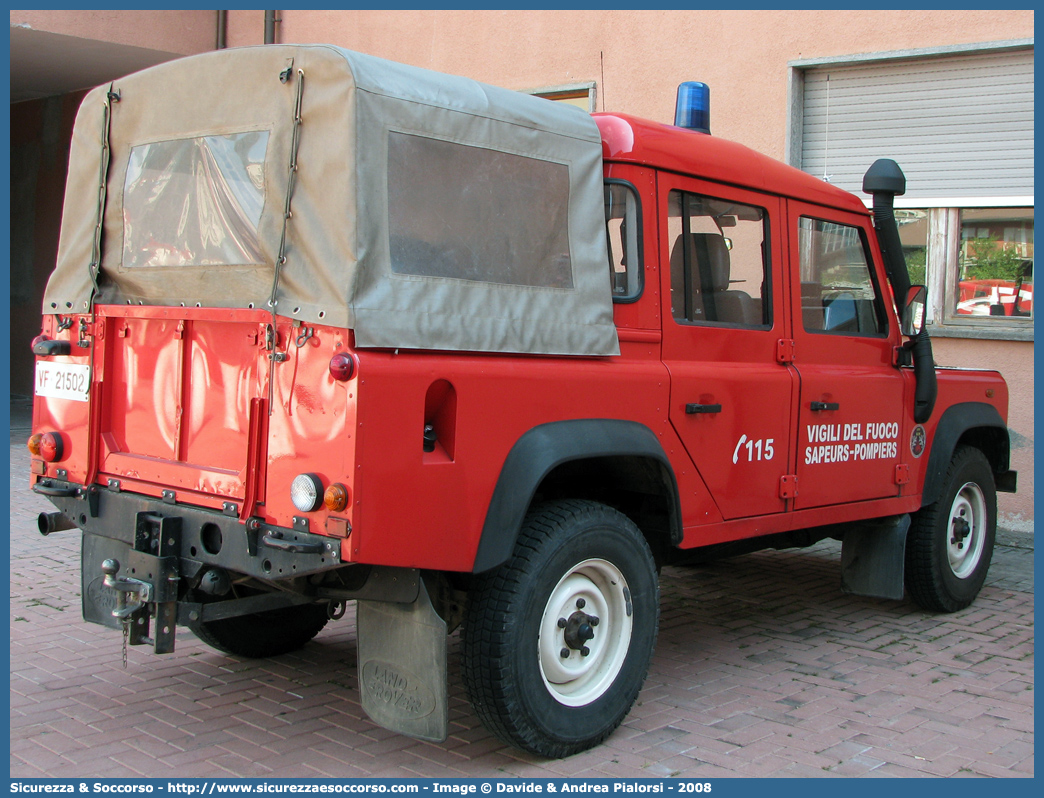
[227,10,1032,162]
[10,9,218,56]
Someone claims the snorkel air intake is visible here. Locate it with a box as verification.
[863,159,911,311]
[863,159,936,423]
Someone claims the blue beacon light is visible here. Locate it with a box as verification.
[674,81,710,135]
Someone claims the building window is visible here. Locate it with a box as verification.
[789,40,1034,341]
[904,206,1034,334]
[954,208,1033,320]
[526,82,597,112]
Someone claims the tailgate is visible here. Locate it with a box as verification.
[98,307,269,508]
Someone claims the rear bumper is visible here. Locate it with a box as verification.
[36,477,342,581]
[36,478,343,652]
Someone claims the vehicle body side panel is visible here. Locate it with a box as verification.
[347,350,708,572]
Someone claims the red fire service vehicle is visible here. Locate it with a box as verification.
[30,46,1017,758]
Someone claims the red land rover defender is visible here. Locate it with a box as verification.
[29,46,1016,757]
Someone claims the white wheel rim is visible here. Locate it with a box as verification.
[538,558,632,707]
[947,481,987,579]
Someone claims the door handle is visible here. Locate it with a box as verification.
[810,401,840,412]
[686,403,722,414]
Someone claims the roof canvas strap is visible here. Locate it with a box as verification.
[267,66,305,414]
[87,83,120,313]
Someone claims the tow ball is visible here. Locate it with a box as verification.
[101,558,153,619]
[101,558,165,666]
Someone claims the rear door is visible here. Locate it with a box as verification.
[98,307,269,512]
[660,177,798,520]
[788,202,906,508]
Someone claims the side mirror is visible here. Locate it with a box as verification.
[902,285,927,336]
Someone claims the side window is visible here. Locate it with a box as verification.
[668,190,770,327]
[605,181,642,301]
[388,132,574,288]
[798,217,885,335]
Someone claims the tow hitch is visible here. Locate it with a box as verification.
[83,512,182,659]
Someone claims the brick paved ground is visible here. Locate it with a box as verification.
[9,400,1034,778]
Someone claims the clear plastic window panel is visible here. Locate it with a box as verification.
[388,132,574,289]
[798,217,881,335]
[122,131,270,268]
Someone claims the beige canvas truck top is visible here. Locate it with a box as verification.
[45,44,619,356]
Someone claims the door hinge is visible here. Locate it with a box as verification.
[174,319,185,340]
[78,317,103,346]
[894,464,910,485]
[779,474,798,499]
[776,338,795,364]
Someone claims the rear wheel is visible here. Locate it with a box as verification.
[462,500,659,758]
[905,446,996,612]
[188,598,330,658]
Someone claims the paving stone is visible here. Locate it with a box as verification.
[8,426,1033,778]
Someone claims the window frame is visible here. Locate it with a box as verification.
[910,206,1036,341]
[525,81,598,112]
[604,178,644,304]
[797,215,890,339]
[667,188,773,331]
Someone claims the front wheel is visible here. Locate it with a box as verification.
[461,500,659,758]
[905,446,997,612]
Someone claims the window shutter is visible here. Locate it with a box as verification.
[801,48,1033,202]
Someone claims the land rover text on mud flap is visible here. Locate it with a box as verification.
[30,46,1017,758]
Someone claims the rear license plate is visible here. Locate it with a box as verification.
[35,361,90,402]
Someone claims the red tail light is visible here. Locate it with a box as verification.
[329,352,356,381]
[29,432,65,462]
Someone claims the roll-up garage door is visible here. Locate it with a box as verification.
[800,47,1033,201]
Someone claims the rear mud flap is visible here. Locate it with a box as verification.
[841,514,910,600]
[357,577,448,743]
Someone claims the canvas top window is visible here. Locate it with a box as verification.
[122,131,270,269]
[387,132,574,289]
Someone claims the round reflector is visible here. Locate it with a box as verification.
[290,473,324,513]
[324,483,349,512]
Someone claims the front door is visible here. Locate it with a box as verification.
[660,178,797,520]
[788,202,907,509]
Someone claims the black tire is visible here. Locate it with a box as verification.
[461,500,659,758]
[188,601,330,658]
[905,446,997,612]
